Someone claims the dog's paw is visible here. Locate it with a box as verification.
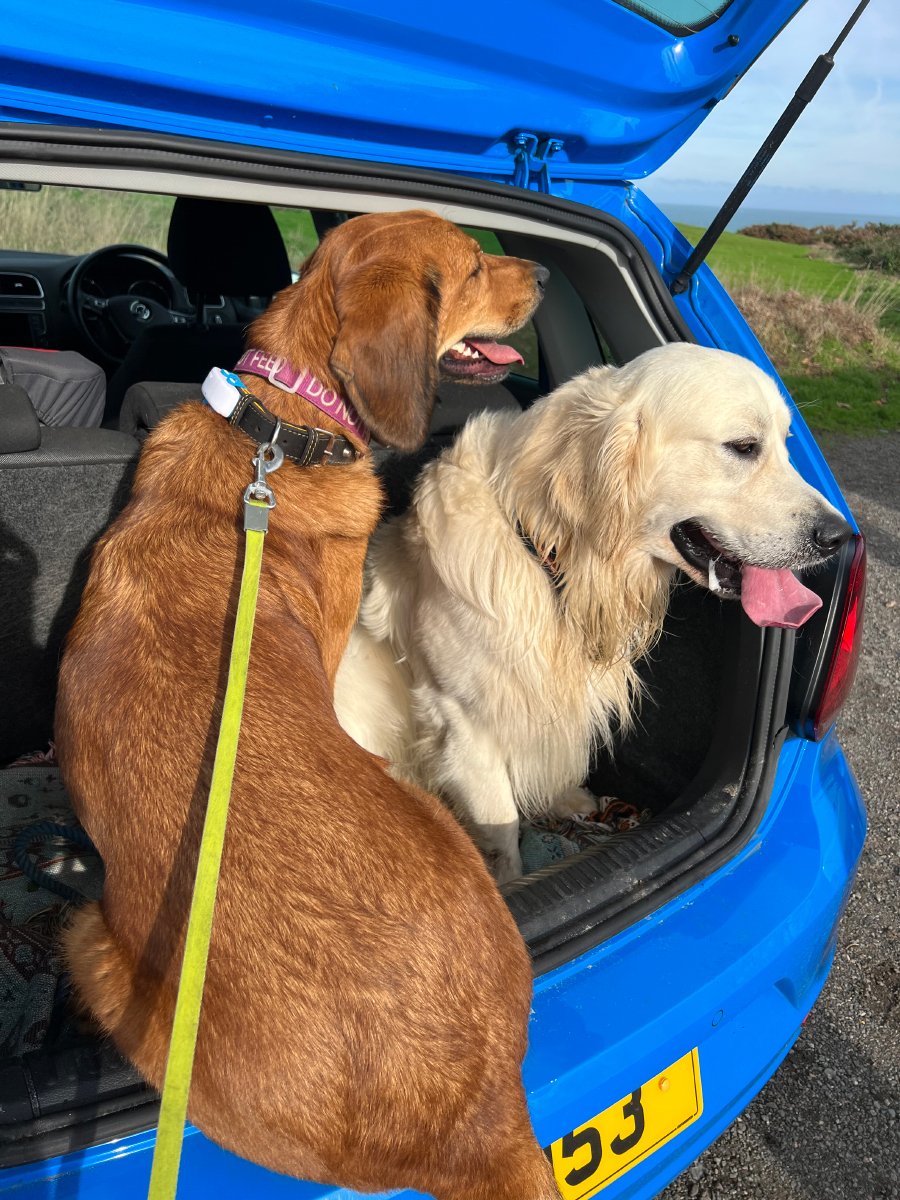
[551,786,598,818]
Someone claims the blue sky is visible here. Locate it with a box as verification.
[645,0,900,217]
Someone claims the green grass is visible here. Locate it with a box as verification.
[0,187,174,254]
[677,223,900,433]
[677,222,900,335]
[272,208,318,267]
[676,223,863,297]
[785,366,900,434]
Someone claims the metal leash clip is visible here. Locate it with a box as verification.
[243,419,285,533]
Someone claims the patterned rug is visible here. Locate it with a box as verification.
[0,762,102,1057]
[520,797,652,873]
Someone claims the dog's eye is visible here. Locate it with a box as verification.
[469,257,483,279]
[725,438,760,457]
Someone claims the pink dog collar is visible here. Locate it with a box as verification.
[235,349,369,444]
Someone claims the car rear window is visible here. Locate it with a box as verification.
[614,0,734,34]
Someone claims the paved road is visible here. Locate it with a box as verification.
[660,432,900,1200]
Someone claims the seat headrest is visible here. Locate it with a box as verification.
[119,380,201,439]
[0,383,41,454]
[167,198,293,298]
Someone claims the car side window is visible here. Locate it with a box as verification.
[272,207,319,271]
[0,184,174,254]
[589,315,616,366]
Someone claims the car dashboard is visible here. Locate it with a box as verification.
[0,246,258,371]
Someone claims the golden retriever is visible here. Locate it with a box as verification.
[56,210,559,1199]
[335,343,852,882]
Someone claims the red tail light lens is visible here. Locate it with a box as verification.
[811,533,866,740]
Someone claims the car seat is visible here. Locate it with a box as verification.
[0,381,139,763]
[103,198,293,423]
[0,349,106,428]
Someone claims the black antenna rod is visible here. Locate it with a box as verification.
[671,0,872,295]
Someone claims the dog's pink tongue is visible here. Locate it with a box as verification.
[741,565,823,629]
[465,339,524,365]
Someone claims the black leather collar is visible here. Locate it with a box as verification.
[229,386,362,467]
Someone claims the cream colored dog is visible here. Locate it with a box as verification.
[335,344,851,882]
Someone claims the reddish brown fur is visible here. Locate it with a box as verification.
[56,211,558,1199]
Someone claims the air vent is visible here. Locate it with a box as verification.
[0,273,43,298]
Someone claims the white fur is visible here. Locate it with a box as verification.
[335,344,847,882]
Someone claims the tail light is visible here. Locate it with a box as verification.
[807,533,867,740]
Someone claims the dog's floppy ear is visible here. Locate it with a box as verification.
[539,368,646,550]
[591,406,647,549]
[330,263,440,451]
[547,398,646,554]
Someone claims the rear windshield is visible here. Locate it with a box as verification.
[614,0,734,34]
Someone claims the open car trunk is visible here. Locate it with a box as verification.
[0,127,843,1169]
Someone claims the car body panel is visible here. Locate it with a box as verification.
[0,0,807,180]
[0,731,864,1199]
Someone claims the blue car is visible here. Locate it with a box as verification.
[0,0,866,1197]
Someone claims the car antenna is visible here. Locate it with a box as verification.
[670,0,872,295]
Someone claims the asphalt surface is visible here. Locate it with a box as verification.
[659,432,900,1200]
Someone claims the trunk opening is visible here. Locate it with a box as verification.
[0,126,836,1167]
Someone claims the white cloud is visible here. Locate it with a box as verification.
[647,0,900,208]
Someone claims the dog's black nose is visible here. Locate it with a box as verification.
[813,513,853,556]
[533,264,550,292]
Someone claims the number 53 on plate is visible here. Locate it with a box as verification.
[547,1049,703,1198]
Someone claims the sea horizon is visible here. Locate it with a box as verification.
[654,201,898,232]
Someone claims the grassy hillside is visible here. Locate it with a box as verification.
[273,208,318,263]
[678,223,900,434]
[678,223,864,295]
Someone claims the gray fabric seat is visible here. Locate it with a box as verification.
[0,385,139,763]
[0,348,106,429]
[118,379,200,440]
[119,376,523,518]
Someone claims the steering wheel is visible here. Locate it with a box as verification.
[66,244,180,363]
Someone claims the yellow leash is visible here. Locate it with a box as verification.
[147,436,284,1200]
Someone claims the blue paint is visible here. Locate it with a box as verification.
[0,0,806,178]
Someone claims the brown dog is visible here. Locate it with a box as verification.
[56,210,558,1200]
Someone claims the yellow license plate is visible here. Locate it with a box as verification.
[547,1049,703,1198]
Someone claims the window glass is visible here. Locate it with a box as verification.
[589,315,616,366]
[614,0,734,34]
[272,208,319,267]
[0,185,321,268]
[0,185,173,254]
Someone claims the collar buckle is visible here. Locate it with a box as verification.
[319,432,337,463]
[244,433,284,510]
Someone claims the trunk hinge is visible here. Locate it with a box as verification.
[510,133,564,194]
